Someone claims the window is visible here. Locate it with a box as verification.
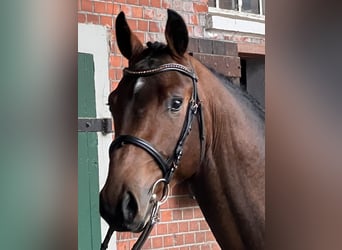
[208,0,265,16]
[206,0,265,35]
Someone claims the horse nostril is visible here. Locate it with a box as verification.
[122,191,138,223]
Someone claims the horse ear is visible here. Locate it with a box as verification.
[165,9,189,57]
[115,12,143,60]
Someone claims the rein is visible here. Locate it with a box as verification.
[101,63,205,250]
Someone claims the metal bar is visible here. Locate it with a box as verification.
[78,118,113,134]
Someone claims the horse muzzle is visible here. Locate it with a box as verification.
[100,188,150,233]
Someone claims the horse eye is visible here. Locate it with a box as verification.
[170,98,183,112]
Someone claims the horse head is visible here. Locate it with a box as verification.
[100,9,203,233]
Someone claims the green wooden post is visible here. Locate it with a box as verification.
[78,53,101,250]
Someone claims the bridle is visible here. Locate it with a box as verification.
[101,62,205,250]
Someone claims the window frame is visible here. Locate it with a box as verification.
[211,0,264,16]
[207,0,265,35]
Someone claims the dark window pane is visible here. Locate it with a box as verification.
[242,0,260,14]
[219,0,238,11]
[262,0,265,14]
[208,0,216,7]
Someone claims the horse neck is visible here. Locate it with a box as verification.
[191,58,265,249]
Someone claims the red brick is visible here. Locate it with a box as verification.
[110,55,122,67]
[139,0,149,5]
[87,14,99,24]
[189,220,199,231]
[109,68,115,81]
[194,208,204,218]
[126,19,137,31]
[172,209,182,220]
[183,208,194,219]
[200,220,210,230]
[94,1,106,13]
[196,232,206,242]
[187,26,194,37]
[132,232,140,238]
[129,239,137,248]
[162,0,171,8]
[119,232,132,240]
[205,231,216,241]
[111,41,119,54]
[150,226,157,236]
[143,8,154,19]
[106,3,121,15]
[151,0,161,7]
[132,6,143,18]
[161,210,172,221]
[201,245,211,250]
[184,233,195,244]
[193,3,208,13]
[81,0,92,11]
[78,13,86,23]
[100,16,113,27]
[190,14,199,25]
[175,234,184,245]
[122,59,128,67]
[180,247,189,250]
[152,237,163,248]
[121,5,132,17]
[111,81,119,91]
[116,69,123,80]
[167,222,178,234]
[149,21,160,32]
[164,235,175,247]
[127,0,139,4]
[143,238,152,249]
[117,241,128,250]
[157,223,167,234]
[211,243,221,250]
[160,201,169,209]
[179,221,189,232]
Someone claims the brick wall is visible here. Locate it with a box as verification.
[188,37,241,83]
[116,183,220,250]
[78,0,210,91]
[78,1,263,249]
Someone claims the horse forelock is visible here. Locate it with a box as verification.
[130,42,169,70]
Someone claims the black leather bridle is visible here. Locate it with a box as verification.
[109,63,204,183]
[101,62,205,250]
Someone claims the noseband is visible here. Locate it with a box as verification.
[101,63,205,250]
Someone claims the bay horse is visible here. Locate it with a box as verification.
[100,9,265,250]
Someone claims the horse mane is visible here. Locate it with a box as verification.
[208,67,265,121]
